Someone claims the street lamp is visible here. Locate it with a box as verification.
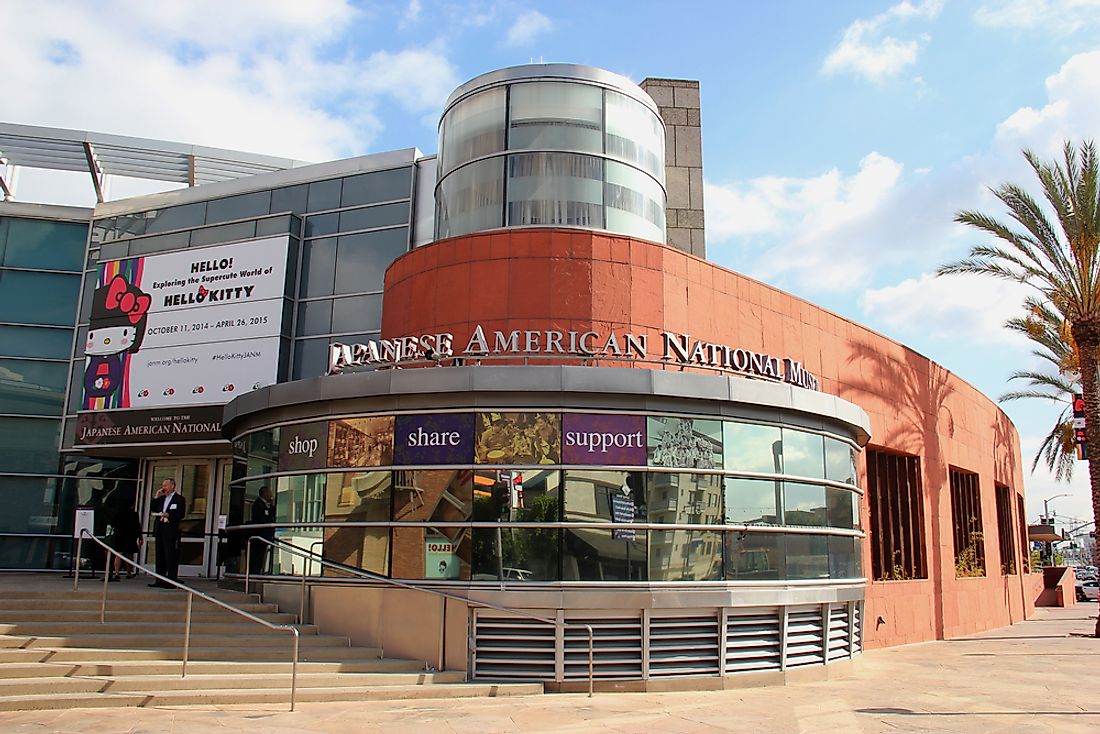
[1042,494,1072,567]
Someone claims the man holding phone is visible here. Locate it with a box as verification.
[150,478,186,587]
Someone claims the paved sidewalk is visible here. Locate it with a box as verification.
[0,604,1097,733]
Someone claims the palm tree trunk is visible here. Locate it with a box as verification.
[1071,322,1100,637]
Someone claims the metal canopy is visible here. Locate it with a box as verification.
[0,122,312,202]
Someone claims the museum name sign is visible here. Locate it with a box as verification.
[329,325,819,391]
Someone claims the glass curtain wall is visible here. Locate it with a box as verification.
[436,76,666,243]
[228,415,863,584]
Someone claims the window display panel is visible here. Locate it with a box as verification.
[440,88,506,176]
[508,82,603,154]
[562,469,647,581]
[323,470,391,576]
[506,153,604,229]
[328,417,394,468]
[391,470,472,580]
[781,429,825,479]
[829,534,862,579]
[435,157,505,239]
[649,529,722,581]
[725,530,785,580]
[784,482,827,526]
[724,477,780,525]
[604,160,665,243]
[826,487,858,529]
[786,533,830,580]
[474,412,560,465]
[0,416,62,474]
[647,473,722,525]
[825,437,858,485]
[471,470,560,579]
[604,90,664,181]
[723,422,783,474]
[647,417,722,469]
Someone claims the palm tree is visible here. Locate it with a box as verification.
[1000,303,1080,482]
[938,140,1100,636]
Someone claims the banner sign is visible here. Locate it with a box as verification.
[329,325,819,391]
[563,414,646,465]
[647,416,723,469]
[278,421,330,472]
[474,412,561,465]
[74,405,225,446]
[1074,394,1087,460]
[81,236,289,411]
[328,417,394,467]
[394,413,475,465]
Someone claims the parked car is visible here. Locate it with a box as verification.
[1077,580,1099,602]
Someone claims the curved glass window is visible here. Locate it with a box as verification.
[780,428,825,479]
[605,161,665,243]
[435,157,504,239]
[605,90,664,182]
[825,437,857,484]
[562,469,647,581]
[784,482,827,526]
[472,469,560,581]
[725,531,784,580]
[440,88,506,177]
[724,477,780,526]
[506,153,604,228]
[324,470,390,576]
[509,82,603,154]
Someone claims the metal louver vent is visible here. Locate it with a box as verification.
[826,604,851,661]
[853,602,863,652]
[649,614,721,677]
[785,608,826,668]
[564,616,643,679]
[724,608,782,673]
[471,613,556,680]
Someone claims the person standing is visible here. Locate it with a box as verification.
[107,502,143,581]
[150,478,185,587]
[249,485,276,575]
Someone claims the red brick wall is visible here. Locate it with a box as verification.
[382,229,1034,647]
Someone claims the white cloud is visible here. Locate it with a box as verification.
[506,9,553,47]
[0,0,459,164]
[861,273,1031,346]
[823,0,943,82]
[975,0,1100,34]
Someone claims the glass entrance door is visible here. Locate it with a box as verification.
[143,459,216,577]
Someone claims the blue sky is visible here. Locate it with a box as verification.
[5,0,1100,527]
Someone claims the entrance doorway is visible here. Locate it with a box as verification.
[142,458,230,577]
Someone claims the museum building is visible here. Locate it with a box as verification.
[0,64,1039,686]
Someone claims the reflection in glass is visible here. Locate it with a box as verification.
[647,417,722,469]
[472,470,559,581]
[781,429,825,478]
[0,416,62,474]
[829,535,862,579]
[647,473,722,525]
[784,482,827,526]
[392,469,472,580]
[562,469,646,581]
[723,422,783,474]
[825,438,858,484]
[724,477,780,525]
[826,487,857,529]
[650,529,721,581]
[725,531,784,580]
[786,533,830,579]
[323,471,390,576]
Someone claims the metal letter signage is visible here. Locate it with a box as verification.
[328,324,820,391]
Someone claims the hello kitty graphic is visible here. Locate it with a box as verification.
[83,275,150,403]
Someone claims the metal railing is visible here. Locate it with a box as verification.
[246,535,595,696]
[73,530,301,711]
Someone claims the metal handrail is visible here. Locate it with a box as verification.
[73,530,301,711]
[246,535,595,696]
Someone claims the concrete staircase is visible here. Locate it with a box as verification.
[0,583,540,710]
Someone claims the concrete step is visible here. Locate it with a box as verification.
[2,589,262,604]
[0,599,280,614]
[0,632,346,649]
[0,609,298,625]
[0,621,319,636]
[0,692,149,712]
[3,645,382,663]
[104,670,468,692]
[0,658,428,679]
[0,682,542,711]
[0,676,110,696]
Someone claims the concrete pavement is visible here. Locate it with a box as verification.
[0,603,1097,733]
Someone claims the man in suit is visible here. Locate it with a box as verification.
[249,485,276,575]
[150,478,186,587]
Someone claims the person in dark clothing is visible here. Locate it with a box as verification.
[150,478,186,587]
[107,503,143,581]
[249,485,276,575]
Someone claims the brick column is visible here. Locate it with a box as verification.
[640,77,705,258]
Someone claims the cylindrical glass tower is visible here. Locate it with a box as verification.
[435,64,667,243]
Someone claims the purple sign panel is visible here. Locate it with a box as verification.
[562,414,647,466]
[394,413,475,465]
